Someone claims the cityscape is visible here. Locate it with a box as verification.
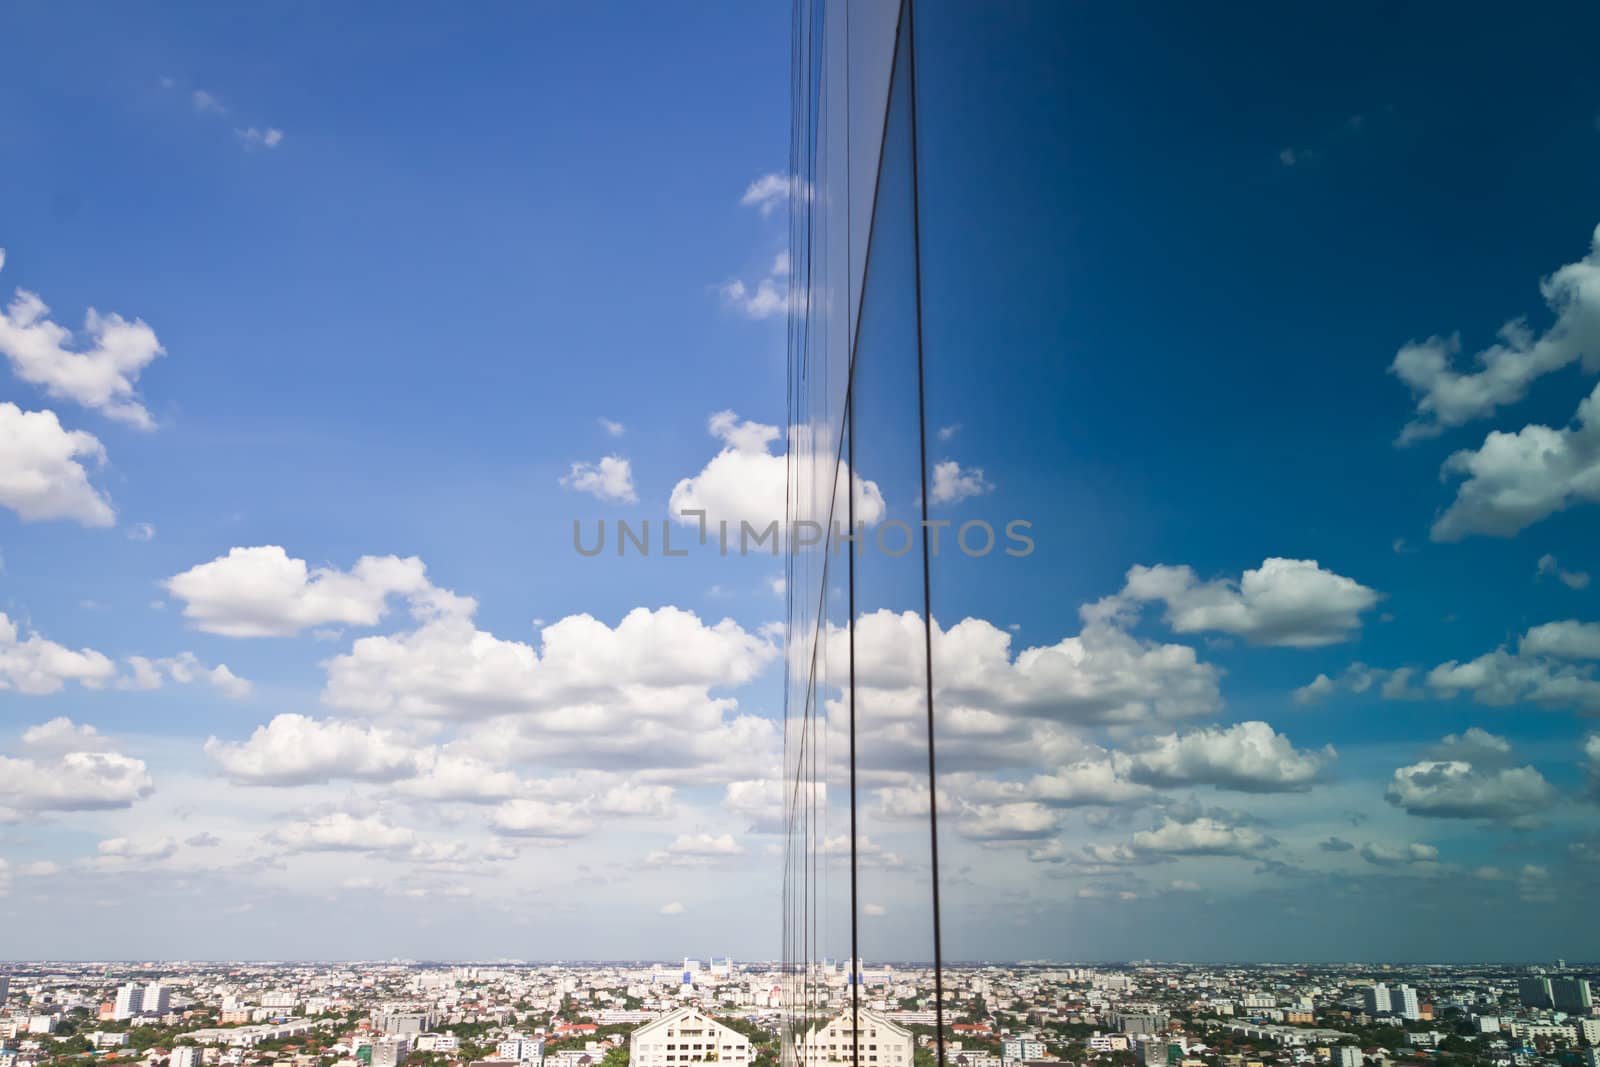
[1,962,1597,1067]
[6,13,1600,1067]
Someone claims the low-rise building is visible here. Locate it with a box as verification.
[416,1036,460,1054]
[495,1037,541,1062]
[799,1010,913,1067]
[630,1008,751,1067]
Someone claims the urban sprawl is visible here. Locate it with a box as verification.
[0,962,1596,1067]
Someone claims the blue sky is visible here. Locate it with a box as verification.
[0,0,799,958]
[1,1,1599,963]
[0,2,795,678]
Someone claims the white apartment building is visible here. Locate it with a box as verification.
[629,1007,752,1067]
[114,984,144,1021]
[1576,1020,1600,1046]
[373,1037,411,1067]
[1392,987,1419,1021]
[145,984,172,1016]
[172,1046,205,1067]
[951,1054,1002,1067]
[496,1037,542,1062]
[187,1020,317,1047]
[415,1036,460,1054]
[1332,1048,1362,1067]
[800,1010,913,1067]
[1003,1038,1046,1062]
[1510,1023,1577,1044]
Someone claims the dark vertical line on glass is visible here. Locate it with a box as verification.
[847,401,860,1067]
[904,0,946,1063]
[782,0,795,1057]
[843,10,861,1067]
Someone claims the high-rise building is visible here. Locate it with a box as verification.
[1552,978,1592,1013]
[113,984,144,1021]
[1393,986,1420,1021]
[1333,1048,1363,1067]
[1364,984,1391,1016]
[0,976,9,1007]
[1520,977,1554,1010]
[171,1047,203,1067]
[143,983,171,1016]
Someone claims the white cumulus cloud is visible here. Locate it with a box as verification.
[0,263,165,428]
[1131,817,1269,857]
[0,613,117,694]
[1118,721,1334,793]
[1385,743,1556,822]
[1391,222,1600,444]
[738,173,800,217]
[930,460,994,505]
[0,403,115,526]
[165,546,441,637]
[0,749,154,812]
[121,652,252,699]
[1432,381,1600,541]
[670,411,884,533]
[1095,557,1381,648]
[206,714,424,785]
[560,455,637,504]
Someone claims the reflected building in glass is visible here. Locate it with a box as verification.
[784,2,1600,1067]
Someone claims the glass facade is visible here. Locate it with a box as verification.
[788,0,1600,1063]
